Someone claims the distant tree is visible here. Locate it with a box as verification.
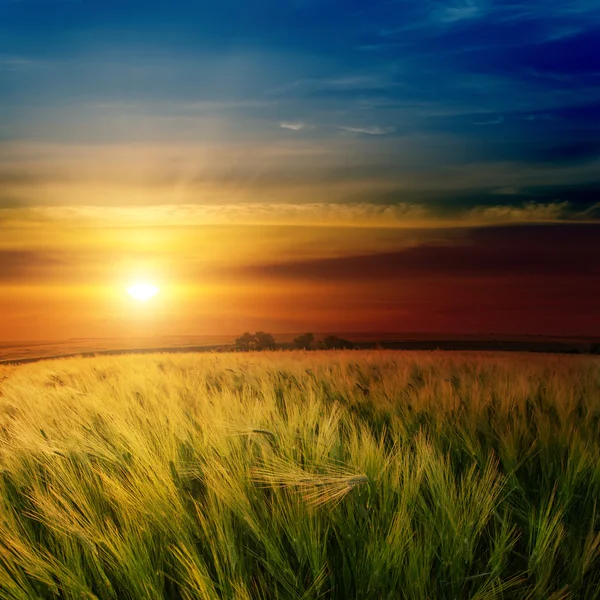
[255,331,276,350]
[320,335,354,350]
[234,331,276,351]
[235,332,257,351]
[293,332,315,350]
[591,343,600,355]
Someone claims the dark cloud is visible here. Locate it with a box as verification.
[239,224,600,281]
[341,184,600,216]
[531,140,600,165]
[0,249,64,281]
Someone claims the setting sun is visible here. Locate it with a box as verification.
[127,283,160,301]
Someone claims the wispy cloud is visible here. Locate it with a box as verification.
[466,201,571,223]
[340,126,395,135]
[379,0,486,36]
[268,69,402,96]
[3,200,596,230]
[493,0,600,22]
[279,122,306,131]
[0,55,35,70]
[474,116,504,125]
[579,202,600,218]
[431,0,484,24]
[376,0,600,50]
[523,113,556,121]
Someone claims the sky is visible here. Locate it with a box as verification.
[1,0,600,340]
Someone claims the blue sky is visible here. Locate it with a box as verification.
[1,0,600,214]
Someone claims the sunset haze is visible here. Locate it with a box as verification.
[2,0,600,340]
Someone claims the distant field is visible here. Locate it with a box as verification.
[1,332,598,363]
[1,351,600,599]
[0,335,239,364]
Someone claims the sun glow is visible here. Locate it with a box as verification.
[127,283,160,301]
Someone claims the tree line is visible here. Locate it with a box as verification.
[233,332,354,351]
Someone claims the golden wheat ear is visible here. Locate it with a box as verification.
[251,457,368,507]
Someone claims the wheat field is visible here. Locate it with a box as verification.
[0,351,599,599]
